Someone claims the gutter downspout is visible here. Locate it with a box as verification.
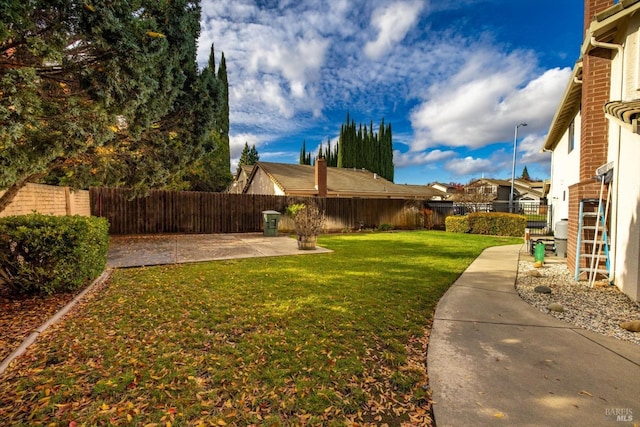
[589,36,623,285]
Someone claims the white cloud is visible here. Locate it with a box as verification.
[197,0,570,183]
[444,156,497,178]
[518,134,551,166]
[364,1,425,60]
[394,149,456,167]
[409,49,571,151]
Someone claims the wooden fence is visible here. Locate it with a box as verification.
[90,188,442,235]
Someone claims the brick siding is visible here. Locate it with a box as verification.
[565,0,614,276]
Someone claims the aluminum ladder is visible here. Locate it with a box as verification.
[574,163,613,286]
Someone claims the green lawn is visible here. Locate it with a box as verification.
[0,231,520,426]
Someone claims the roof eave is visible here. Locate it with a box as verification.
[543,61,583,151]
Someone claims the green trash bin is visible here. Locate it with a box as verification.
[534,242,545,263]
[262,210,281,237]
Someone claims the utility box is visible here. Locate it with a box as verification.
[554,219,568,257]
[262,210,281,237]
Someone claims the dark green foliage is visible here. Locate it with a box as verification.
[520,166,531,181]
[0,0,230,208]
[445,216,470,233]
[299,140,312,165]
[0,214,109,295]
[300,113,393,176]
[183,45,233,192]
[377,223,394,231]
[336,113,394,181]
[467,213,526,237]
[239,142,260,166]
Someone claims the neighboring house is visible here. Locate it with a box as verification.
[543,0,640,301]
[464,178,511,201]
[463,178,546,212]
[227,165,254,194]
[241,159,444,200]
[428,182,459,200]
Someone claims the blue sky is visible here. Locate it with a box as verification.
[197,0,584,185]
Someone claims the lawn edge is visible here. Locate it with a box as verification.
[0,269,112,375]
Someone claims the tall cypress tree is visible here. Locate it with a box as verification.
[184,46,234,192]
[300,112,394,180]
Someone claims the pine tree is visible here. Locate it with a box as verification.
[238,142,260,166]
[239,143,251,166]
[520,166,531,181]
[248,145,260,164]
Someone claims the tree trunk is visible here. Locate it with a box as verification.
[0,176,39,214]
[0,184,23,214]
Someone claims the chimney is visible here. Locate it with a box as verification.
[315,157,327,197]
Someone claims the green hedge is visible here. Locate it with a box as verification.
[445,216,470,233]
[446,213,526,237]
[0,214,110,295]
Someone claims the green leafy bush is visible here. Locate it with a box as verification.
[445,216,470,233]
[467,212,526,237]
[0,214,110,295]
[377,223,394,231]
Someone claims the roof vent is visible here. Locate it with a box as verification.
[374,173,378,179]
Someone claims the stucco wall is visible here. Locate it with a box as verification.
[611,133,640,301]
[604,15,640,301]
[549,113,581,227]
[245,169,284,195]
[0,183,90,218]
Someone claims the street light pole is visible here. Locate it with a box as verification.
[510,123,527,213]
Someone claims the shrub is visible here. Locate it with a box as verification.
[377,223,394,231]
[286,201,325,237]
[467,212,526,237]
[445,216,469,233]
[0,214,110,295]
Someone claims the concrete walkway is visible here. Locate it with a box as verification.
[427,244,640,426]
[107,233,332,268]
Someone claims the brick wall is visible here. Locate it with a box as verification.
[567,181,605,273]
[566,0,614,276]
[0,183,90,218]
[585,0,614,31]
[580,53,611,182]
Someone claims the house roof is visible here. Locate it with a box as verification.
[543,61,583,151]
[245,162,442,199]
[430,182,459,193]
[235,165,254,180]
[543,0,640,151]
[466,178,545,198]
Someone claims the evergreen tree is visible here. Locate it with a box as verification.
[335,113,394,181]
[0,0,207,210]
[211,52,232,189]
[299,140,311,165]
[239,142,251,166]
[248,145,260,164]
[299,113,393,179]
[520,166,531,181]
[238,142,260,166]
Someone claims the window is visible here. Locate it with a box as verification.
[568,120,575,154]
